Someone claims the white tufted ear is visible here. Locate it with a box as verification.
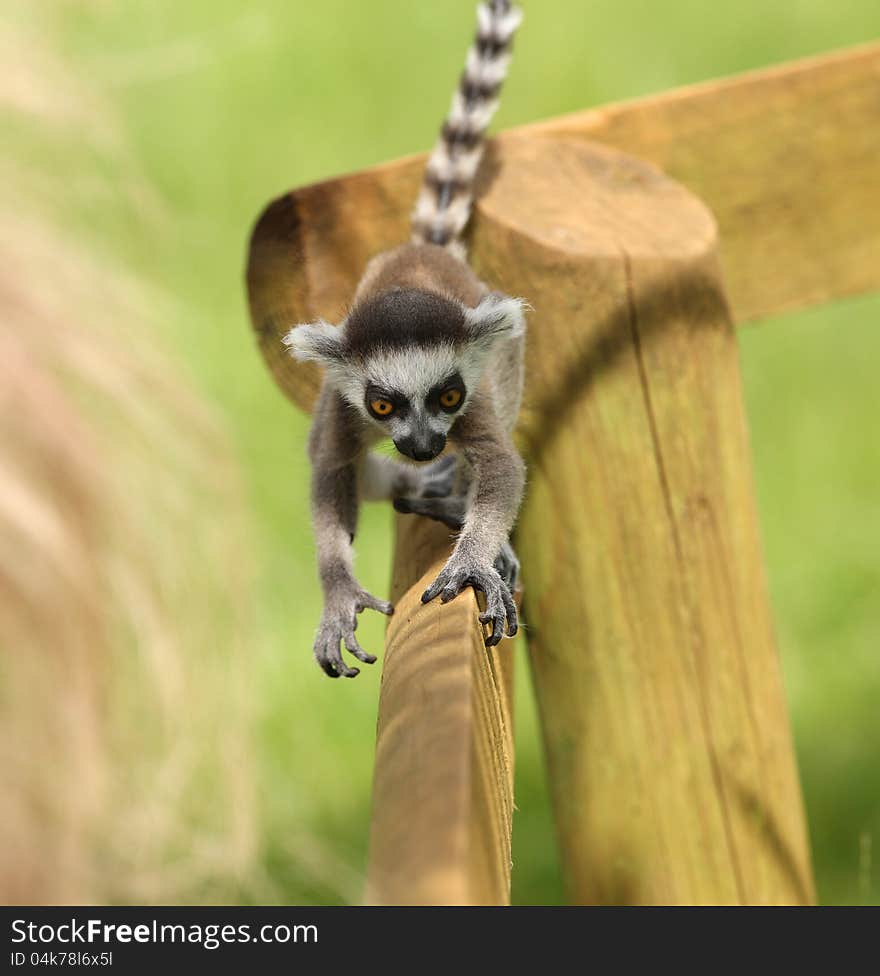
[462,294,527,348]
[282,320,345,367]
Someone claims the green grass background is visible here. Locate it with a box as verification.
[12,0,879,904]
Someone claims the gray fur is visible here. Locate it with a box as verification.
[284,2,527,676]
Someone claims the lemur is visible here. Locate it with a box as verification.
[285,0,526,678]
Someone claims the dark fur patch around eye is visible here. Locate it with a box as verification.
[426,372,466,414]
[344,288,466,356]
[365,383,410,419]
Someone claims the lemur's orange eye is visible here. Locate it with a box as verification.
[439,388,463,410]
[370,398,395,418]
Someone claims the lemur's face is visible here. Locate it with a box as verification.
[353,346,472,461]
[285,288,525,462]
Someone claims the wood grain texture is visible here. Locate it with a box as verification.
[470,137,815,904]
[246,42,880,413]
[365,516,515,906]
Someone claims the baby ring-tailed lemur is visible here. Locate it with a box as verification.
[285,0,526,678]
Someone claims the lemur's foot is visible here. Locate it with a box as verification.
[417,453,458,498]
[393,494,466,530]
[494,540,520,592]
[421,556,517,647]
[314,585,393,678]
[394,454,466,528]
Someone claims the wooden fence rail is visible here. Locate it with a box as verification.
[246,42,880,905]
[365,518,515,905]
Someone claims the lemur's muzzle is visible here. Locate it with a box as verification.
[394,433,446,462]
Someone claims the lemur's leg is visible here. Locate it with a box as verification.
[395,494,519,587]
[309,386,392,678]
[360,452,458,502]
[396,494,520,590]
[365,450,512,576]
[494,540,520,592]
[421,393,525,646]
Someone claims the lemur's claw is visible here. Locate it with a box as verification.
[479,578,518,645]
[344,630,377,665]
[422,560,517,644]
[421,578,444,604]
[356,590,394,616]
[314,586,392,678]
[315,633,360,678]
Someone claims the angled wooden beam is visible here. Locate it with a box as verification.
[247,42,880,414]
[523,41,880,325]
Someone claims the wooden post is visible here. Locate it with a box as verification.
[469,135,815,905]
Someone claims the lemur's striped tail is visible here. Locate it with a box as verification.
[411,1,523,254]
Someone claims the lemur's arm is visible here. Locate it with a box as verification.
[421,392,525,645]
[308,385,392,678]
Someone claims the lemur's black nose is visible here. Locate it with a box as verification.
[395,434,446,462]
[429,433,447,458]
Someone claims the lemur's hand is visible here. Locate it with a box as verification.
[421,554,517,647]
[314,583,393,678]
